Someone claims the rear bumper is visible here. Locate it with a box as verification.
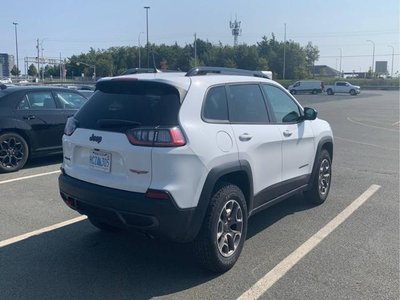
[58,172,199,242]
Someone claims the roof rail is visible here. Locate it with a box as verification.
[185,67,271,79]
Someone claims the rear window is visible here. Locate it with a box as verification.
[75,81,181,131]
[203,86,228,122]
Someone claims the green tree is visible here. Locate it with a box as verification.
[44,65,60,78]
[10,65,20,76]
[234,45,263,70]
[62,34,315,79]
[305,42,320,77]
[28,64,38,76]
[257,34,310,79]
[285,41,308,79]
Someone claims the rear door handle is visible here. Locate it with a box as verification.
[23,115,36,120]
[239,133,253,141]
[283,130,292,137]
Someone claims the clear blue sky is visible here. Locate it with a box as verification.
[1,0,399,75]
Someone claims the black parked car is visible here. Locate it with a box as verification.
[0,85,89,172]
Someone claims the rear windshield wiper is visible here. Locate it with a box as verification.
[97,119,142,129]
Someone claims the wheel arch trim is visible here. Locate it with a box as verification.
[184,160,254,241]
[308,137,333,189]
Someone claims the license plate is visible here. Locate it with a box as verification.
[89,150,111,172]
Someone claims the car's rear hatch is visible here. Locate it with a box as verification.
[62,77,189,193]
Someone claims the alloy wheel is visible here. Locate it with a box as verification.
[318,158,331,196]
[0,136,25,169]
[216,199,243,258]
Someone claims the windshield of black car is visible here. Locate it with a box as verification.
[74,81,181,132]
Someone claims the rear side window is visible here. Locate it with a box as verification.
[55,91,87,109]
[227,84,269,123]
[19,92,56,109]
[75,81,181,131]
[203,86,228,122]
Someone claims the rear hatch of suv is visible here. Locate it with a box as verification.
[62,78,188,193]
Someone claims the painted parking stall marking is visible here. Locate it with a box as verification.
[0,170,61,185]
[0,216,87,248]
[237,184,381,300]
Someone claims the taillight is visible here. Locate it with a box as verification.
[126,127,186,147]
[64,117,78,136]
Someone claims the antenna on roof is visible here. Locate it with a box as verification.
[229,16,242,47]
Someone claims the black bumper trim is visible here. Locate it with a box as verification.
[58,173,198,242]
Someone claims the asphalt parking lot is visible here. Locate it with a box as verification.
[0,90,399,300]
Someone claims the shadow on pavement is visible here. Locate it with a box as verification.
[0,194,316,299]
[247,193,315,239]
[23,154,63,170]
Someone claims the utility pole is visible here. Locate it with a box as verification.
[12,22,19,75]
[283,23,286,80]
[138,32,143,68]
[194,33,197,67]
[388,45,394,78]
[144,6,150,69]
[36,39,40,80]
[40,40,44,81]
[59,53,62,82]
[366,40,375,75]
[339,48,342,78]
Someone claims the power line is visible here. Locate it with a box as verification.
[320,53,399,58]
[289,30,399,39]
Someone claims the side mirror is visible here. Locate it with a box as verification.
[303,107,317,120]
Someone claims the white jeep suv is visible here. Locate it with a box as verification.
[59,67,333,272]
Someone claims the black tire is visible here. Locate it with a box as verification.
[312,89,318,94]
[194,183,248,273]
[290,89,296,95]
[350,89,356,96]
[88,217,123,232]
[0,132,29,173]
[327,89,334,95]
[305,149,332,205]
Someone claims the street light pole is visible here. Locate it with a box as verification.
[366,40,375,75]
[144,6,150,69]
[12,22,19,76]
[76,62,96,81]
[388,45,394,78]
[339,48,342,78]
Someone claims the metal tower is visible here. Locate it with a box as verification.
[230,18,242,47]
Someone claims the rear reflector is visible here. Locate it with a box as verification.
[145,190,170,200]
